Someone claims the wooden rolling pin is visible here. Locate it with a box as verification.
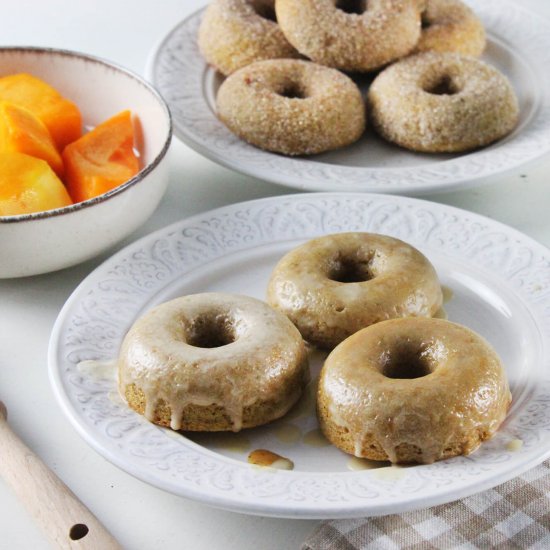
[0,401,121,549]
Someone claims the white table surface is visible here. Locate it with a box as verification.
[1,1,550,548]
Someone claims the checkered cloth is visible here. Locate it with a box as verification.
[302,460,550,550]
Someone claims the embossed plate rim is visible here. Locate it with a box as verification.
[49,193,550,518]
[146,0,550,195]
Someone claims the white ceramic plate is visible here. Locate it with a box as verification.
[147,0,550,195]
[49,193,550,519]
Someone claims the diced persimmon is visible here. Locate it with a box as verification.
[0,152,72,216]
[0,101,64,177]
[0,73,82,151]
[62,110,140,203]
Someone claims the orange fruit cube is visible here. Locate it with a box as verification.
[0,101,64,177]
[62,110,140,203]
[0,152,72,216]
[0,73,82,151]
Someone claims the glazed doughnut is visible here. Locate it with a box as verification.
[318,318,512,464]
[217,59,366,155]
[198,0,299,76]
[118,293,309,431]
[416,0,486,57]
[368,52,519,153]
[275,0,423,72]
[267,233,442,349]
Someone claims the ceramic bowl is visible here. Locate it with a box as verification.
[0,47,172,278]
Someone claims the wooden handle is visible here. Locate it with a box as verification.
[0,402,122,550]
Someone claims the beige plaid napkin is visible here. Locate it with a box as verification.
[302,460,550,550]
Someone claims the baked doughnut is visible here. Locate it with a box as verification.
[416,0,486,57]
[267,233,442,349]
[198,0,299,76]
[368,52,519,153]
[217,59,366,155]
[318,318,511,464]
[275,0,423,72]
[118,293,309,431]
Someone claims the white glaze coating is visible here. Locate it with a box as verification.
[118,293,309,431]
[267,232,443,349]
[318,317,512,464]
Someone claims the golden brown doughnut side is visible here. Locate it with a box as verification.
[124,374,308,432]
[275,0,423,72]
[367,52,519,153]
[217,59,366,155]
[416,0,486,57]
[267,233,443,349]
[118,293,309,432]
[318,318,512,464]
[198,0,299,76]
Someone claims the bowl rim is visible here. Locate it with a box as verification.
[0,46,173,225]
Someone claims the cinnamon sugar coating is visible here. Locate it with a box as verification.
[198,0,299,76]
[368,52,519,152]
[275,0,423,72]
[416,0,486,57]
[217,59,366,155]
[318,318,511,464]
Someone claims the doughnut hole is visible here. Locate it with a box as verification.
[423,74,461,96]
[335,0,369,15]
[250,0,277,22]
[421,11,432,29]
[186,312,237,348]
[330,258,373,283]
[277,82,306,99]
[327,251,377,283]
[274,76,308,100]
[381,341,441,379]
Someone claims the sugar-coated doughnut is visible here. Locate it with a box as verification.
[368,52,519,152]
[318,318,511,464]
[416,0,486,57]
[118,293,309,431]
[217,59,366,155]
[198,0,299,76]
[275,0,423,72]
[267,233,443,349]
